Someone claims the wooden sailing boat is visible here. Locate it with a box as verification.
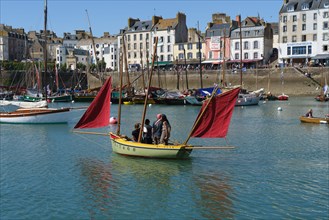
[0,0,71,124]
[74,37,240,159]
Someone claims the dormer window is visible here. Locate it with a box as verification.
[287,4,294,12]
[324,1,329,8]
[301,3,309,10]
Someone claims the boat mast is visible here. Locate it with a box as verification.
[239,14,243,86]
[198,21,203,89]
[116,51,124,135]
[221,28,227,87]
[137,37,158,143]
[43,0,48,101]
[122,34,131,90]
[85,10,101,83]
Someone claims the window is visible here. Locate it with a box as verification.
[196,42,202,49]
[140,43,143,49]
[244,41,249,50]
[314,13,317,20]
[196,52,201,59]
[188,43,193,50]
[160,55,164,61]
[301,3,309,10]
[167,36,171,43]
[324,12,329,18]
[146,42,149,49]
[235,53,239,59]
[244,52,248,59]
[188,52,193,59]
[287,47,291,55]
[292,25,297,32]
[287,5,294,12]
[323,45,328,52]
[235,42,239,50]
[209,51,213,59]
[160,45,164,53]
[302,14,306,22]
[283,36,287,43]
[283,16,287,23]
[292,35,297,42]
[134,43,137,50]
[167,55,171,61]
[283,25,287,32]
[313,23,317,30]
[140,34,143,40]
[133,34,136,41]
[146,33,149,39]
[128,44,131,50]
[313,34,317,41]
[323,22,329,30]
[253,52,258,59]
[179,53,184,59]
[179,44,184,50]
[323,33,329,41]
[308,46,312,54]
[302,35,306,42]
[253,41,258,49]
[292,46,306,55]
[302,24,306,31]
[134,52,137,58]
[160,36,164,43]
[128,35,131,41]
[293,15,297,22]
[167,45,171,52]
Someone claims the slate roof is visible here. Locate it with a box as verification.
[205,23,231,38]
[280,0,324,13]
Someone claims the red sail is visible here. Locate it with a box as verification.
[74,77,112,129]
[191,87,240,138]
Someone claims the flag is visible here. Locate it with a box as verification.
[191,87,240,138]
[74,77,112,129]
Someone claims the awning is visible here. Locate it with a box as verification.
[202,60,221,64]
[150,61,172,66]
[312,54,329,60]
[227,59,263,63]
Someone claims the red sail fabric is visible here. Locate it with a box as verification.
[191,87,240,138]
[74,77,112,129]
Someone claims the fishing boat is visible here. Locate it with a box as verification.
[299,116,329,124]
[0,100,48,109]
[0,107,71,124]
[74,37,240,159]
[278,93,289,101]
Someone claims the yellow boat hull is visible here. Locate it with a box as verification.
[299,116,329,124]
[110,133,193,159]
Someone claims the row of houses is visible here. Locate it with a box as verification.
[0,0,328,71]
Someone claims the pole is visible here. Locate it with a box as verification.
[183,47,189,90]
[176,59,179,90]
[221,28,226,87]
[157,56,161,88]
[140,51,145,89]
[43,0,48,102]
[239,14,243,86]
[116,52,123,135]
[198,21,203,88]
[85,10,101,83]
[138,37,158,143]
[122,35,131,88]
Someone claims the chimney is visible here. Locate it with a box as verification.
[128,18,140,28]
[284,0,289,4]
[176,12,186,24]
[236,15,240,23]
[103,32,110,38]
[152,16,162,26]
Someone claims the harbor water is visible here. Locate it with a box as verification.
[1,97,328,219]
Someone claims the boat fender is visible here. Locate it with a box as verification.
[110,117,118,124]
[278,107,282,111]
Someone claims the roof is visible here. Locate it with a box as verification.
[280,0,323,14]
[205,23,231,38]
[154,18,178,30]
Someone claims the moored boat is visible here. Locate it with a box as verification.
[299,116,329,124]
[0,107,71,124]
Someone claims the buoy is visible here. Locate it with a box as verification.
[148,103,152,107]
[72,100,75,103]
[278,107,282,111]
[263,101,267,104]
[109,117,118,124]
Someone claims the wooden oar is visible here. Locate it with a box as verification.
[72,130,110,136]
[184,146,235,150]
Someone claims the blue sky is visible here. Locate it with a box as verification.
[1,0,282,37]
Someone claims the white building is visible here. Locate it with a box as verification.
[278,0,329,66]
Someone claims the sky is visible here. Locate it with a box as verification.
[1,0,283,37]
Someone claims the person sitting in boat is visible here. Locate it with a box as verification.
[152,114,163,144]
[160,114,171,145]
[132,123,141,142]
[305,109,313,118]
[143,119,153,144]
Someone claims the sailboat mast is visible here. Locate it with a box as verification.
[221,28,226,86]
[116,52,124,135]
[85,10,101,83]
[198,21,203,89]
[43,0,48,101]
[137,37,158,143]
[239,14,243,86]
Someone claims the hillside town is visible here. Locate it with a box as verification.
[1,0,328,73]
